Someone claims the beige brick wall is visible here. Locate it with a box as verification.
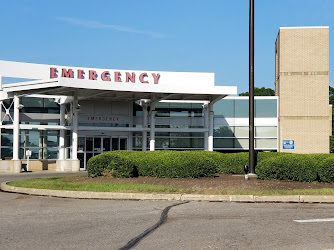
[279,28,329,73]
[278,75,329,117]
[275,27,331,154]
[279,118,330,153]
[21,160,57,171]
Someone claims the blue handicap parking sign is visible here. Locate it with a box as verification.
[283,140,294,149]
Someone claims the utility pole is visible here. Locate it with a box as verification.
[249,0,255,175]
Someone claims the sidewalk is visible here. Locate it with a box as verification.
[2,181,334,203]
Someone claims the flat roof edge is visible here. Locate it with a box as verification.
[279,26,329,30]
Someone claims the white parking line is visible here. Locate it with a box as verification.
[294,218,334,223]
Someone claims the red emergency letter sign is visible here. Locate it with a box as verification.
[139,73,149,83]
[50,67,58,78]
[62,69,74,78]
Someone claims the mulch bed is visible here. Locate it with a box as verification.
[61,174,334,191]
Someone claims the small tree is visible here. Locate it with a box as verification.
[239,87,275,96]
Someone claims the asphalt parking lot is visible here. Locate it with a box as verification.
[1,172,334,249]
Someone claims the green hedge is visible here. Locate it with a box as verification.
[256,152,334,182]
[87,150,334,182]
[318,156,334,182]
[87,150,217,178]
[257,152,287,163]
[87,151,138,178]
[133,151,217,178]
[256,154,318,182]
[215,152,248,174]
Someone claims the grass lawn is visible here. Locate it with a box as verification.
[7,176,334,196]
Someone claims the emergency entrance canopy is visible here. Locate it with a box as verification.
[0,60,237,102]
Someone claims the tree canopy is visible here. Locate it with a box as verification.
[239,87,275,96]
[329,86,334,105]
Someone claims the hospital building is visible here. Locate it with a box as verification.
[0,26,331,172]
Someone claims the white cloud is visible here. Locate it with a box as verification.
[57,17,164,39]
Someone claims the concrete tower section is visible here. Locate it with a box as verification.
[275,26,332,153]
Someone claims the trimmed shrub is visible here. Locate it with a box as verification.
[216,152,248,174]
[256,154,318,182]
[257,152,287,164]
[87,150,334,182]
[87,151,138,178]
[87,150,217,178]
[330,135,334,153]
[134,151,217,178]
[318,156,334,182]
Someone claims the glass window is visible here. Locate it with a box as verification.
[156,132,170,137]
[156,109,170,117]
[46,148,59,159]
[46,135,58,147]
[214,138,233,148]
[120,138,127,150]
[255,99,277,117]
[234,127,249,137]
[21,97,43,108]
[103,138,110,151]
[156,138,169,148]
[133,137,142,148]
[2,135,13,146]
[214,126,234,137]
[170,103,192,109]
[94,137,101,152]
[86,137,93,151]
[213,99,234,117]
[255,127,277,137]
[256,139,277,148]
[234,139,249,148]
[170,138,191,148]
[23,135,40,147]
[170,111,189,117]
[170,132,191,137]
[78,137,85,151]
[44,98,59,108]
[155,102,170,108]
[235,99,249,117]
[191,138,204,148]
[191,132,204,137]
[27,148,40,159]
[1,148,12,159]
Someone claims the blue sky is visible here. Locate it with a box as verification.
[0,0,333,94]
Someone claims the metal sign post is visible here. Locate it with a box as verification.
[249,0,256,175]
[26,150,31,171]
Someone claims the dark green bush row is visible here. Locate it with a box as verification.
[132,151,217,178]
[87,150,217,178]
[256,153,334,182]
[316,156,334,182]
[87,150,334,182]
[87,151,138,178]
[256,154,317,182]
[215,152,248,174]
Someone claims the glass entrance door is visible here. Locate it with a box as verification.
[111,137,127,151]
[78,136,128,170]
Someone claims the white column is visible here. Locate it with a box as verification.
[13,95,20,160]
[59,104,65,160]
[208,104,214,151]
[43,133,48,159]
[149,104,156,151]
[72,94,78,160]
[142,105,148,151]
[203,103,209,150]
[128,102,133,150]
[38,131,43,159]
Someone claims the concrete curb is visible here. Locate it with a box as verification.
[2,182,334,203]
